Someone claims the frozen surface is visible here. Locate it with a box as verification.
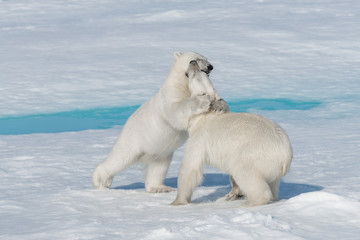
[1,0,360,239]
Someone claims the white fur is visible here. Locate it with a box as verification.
[92,52,228,193]
[171,63,293,206]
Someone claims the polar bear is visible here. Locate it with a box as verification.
[92,52,229,193]
[171,61,293,206]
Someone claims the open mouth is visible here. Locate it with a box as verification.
[201,70,210,75]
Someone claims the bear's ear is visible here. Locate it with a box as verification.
[173,51,182,59]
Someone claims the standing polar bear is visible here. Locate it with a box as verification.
[92,52,228,193]
[171,61,293,206]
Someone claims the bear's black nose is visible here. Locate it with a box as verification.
[207,64,213,71]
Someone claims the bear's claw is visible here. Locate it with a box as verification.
[210,99,229,113]
[147,185,173,193]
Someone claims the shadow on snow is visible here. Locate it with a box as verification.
[113,173,323,202]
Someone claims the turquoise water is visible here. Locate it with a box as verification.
[0,99,320,135]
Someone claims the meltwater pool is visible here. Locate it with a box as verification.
[0,98,320,135]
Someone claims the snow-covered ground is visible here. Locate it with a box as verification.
[1,0,360,239]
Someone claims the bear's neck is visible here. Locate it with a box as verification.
[162,67,190,97]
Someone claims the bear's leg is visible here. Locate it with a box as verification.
[171,145,204,205]
[144,154,173,193]
[269,178,280,201]
[225,175,244,201]
[92,163,114,189]
[233,173,273,207]
[92,145,142,189]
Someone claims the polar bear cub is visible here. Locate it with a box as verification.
[92,52,228,193]
[171,61,293,206]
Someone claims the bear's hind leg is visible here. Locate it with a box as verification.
[225,175,244,201]
[144,154,173,193]
[92,145,142,189]
[233,173,273,207]
[269,178,280,201]
[92,164,114,189]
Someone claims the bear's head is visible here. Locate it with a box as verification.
[173,51,213,76]
[186,60,217,101]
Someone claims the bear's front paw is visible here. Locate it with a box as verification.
[170,198,190,206]
[210,99,229,113]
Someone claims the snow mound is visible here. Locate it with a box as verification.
[285,191,360,215]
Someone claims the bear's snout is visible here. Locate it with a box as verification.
[202,64,213,75]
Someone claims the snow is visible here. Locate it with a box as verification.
[1,0,360,239]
